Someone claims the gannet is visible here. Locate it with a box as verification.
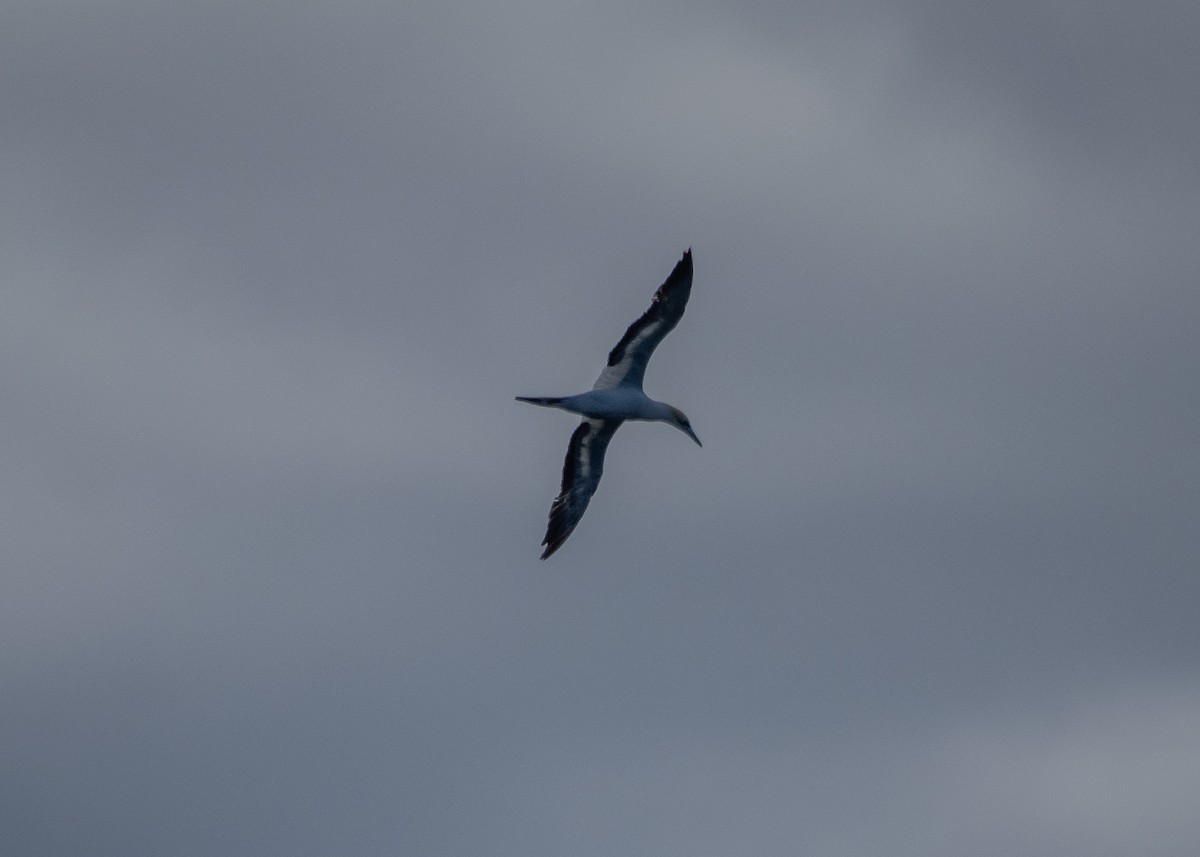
[517,249,701,559]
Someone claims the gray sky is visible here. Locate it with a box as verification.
[3,1,1198,854]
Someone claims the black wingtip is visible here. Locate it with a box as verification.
[540,530,565,560]
[664,249,692,285]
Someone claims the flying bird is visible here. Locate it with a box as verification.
[517,249,701,559]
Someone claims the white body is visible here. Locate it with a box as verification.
[553,388,675,422]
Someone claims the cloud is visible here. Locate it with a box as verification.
[2,1,1198,854]
[913,683,1200,855]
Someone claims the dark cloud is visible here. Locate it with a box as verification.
[2,1,1197,854]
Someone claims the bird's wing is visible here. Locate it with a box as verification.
[593,249,693,391]
[541,418,623,559]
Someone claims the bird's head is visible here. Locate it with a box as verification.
[667,406,702,447]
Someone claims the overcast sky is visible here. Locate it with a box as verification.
[3,1,1198,855]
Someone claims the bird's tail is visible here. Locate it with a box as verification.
[515,396,564,407]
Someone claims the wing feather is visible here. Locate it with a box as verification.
[593,249,693,390]
[541,418,623,559]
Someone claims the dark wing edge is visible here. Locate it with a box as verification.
[540,418,623,559]
[595,249,693,389]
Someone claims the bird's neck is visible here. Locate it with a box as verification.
[645,399,674,421]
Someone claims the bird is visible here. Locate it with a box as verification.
[517,249,701,559]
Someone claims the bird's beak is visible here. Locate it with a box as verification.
[681,424,702,447]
